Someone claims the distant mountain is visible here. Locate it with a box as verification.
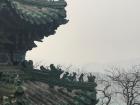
[81,63,108,73]
[82,58,140,73]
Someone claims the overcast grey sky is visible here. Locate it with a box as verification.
[26,0,140,66]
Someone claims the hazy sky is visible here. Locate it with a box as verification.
[26,0,140,66]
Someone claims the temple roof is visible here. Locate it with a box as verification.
[0,81,98,105]
[0,64,98,105]
[0,0,68,51]
[7,0,67,25]
[25,81,98,105]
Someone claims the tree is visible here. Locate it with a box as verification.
[107,66,140,105]
[97,80,112,105]
[96,73,114,105]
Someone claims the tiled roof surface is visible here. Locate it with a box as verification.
[7,0,67,25]
[24,81,98,105]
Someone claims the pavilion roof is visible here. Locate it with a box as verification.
[0,0,68,51]
[7,0,67,25]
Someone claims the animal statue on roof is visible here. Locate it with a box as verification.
[0,0,68,65]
